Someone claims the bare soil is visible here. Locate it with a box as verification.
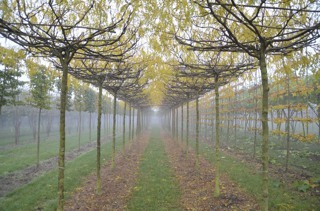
[64,133,149,211]
[162,132,260,211]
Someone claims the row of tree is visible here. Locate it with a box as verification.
[159,2,320,211]
[0,1,151,210]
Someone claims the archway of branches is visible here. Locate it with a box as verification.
[0,1,319,210]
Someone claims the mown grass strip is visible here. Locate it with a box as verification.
[190,141,319,210]
[0,136,124,211]
[126,130,181,211]
[0,130,100,176]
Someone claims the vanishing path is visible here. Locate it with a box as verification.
[65,127,259,210]
[126,129,181,210]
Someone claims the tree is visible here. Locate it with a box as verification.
[27,60,53,168]
[0,1,134,209]
[84,87,96,142]
[55,77,73,112]
[122,101,127,154]
[176,2,320,209]
[74,81,86,151]
[0,45,25,115]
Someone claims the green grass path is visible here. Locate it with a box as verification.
[126,129,181,211]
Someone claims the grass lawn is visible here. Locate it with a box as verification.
[0,136,124,211]
[126,129,181,211]
[0,130,103,176]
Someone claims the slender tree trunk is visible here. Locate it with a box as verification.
[205,109,208,141]
[176,107,179,140]
[234,87,237,146]
[186,100,189,155]
[260,42,269,211]
[78,109,81,151]
[196,96,200,167]
[89,112,92,141]
[136,108,141,136]
[132,109,135,140]
[227,97,230,146]
[317,92,320,138]
[104,113,106,135]
[214,76,221,197]
[112,93,117,169]
[254,85,258,158]
[285,73,291,172]
[37,108,42,168]
[106,113,109,133]
[96,84,102,194]
[306,107,309,135]
[169,110,171,131]
[122,102,127,154]
[129,104,132,140]
[172,108,176,138]
[300,110,306,136]
[14,107,20,145]
[58,60,68,211]
[181,104,184,142]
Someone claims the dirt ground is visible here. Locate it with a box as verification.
[162,132,260,210]
[64,133,149,211]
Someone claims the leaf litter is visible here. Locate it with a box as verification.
[64,132,149,211]
[162,132,260,210]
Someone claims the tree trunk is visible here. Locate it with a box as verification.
[205,109,208,141]
[186,100,189,155]
[112,93,117,169]
[14,107,21,145]
[254,85,258,158]
[317,92,320,138]
[285,73,291,172]
[260,42,269,211]
[300,110,305,136]
[214,76,221,197]
[78,109,81,151]
[132,109,135,140]
[172,108,175,138]
[181,104,184,142]
[234,87,237,146]
[122,102,127,154]
[96,84,102,194]
[36,108,42,168]
[89,112,92,142]
[227,97,230,146]
[129,104,132,141]
[57,60,68,211]
[176,107,179,140]
[136,108,140,136]
[196,96,200,167]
